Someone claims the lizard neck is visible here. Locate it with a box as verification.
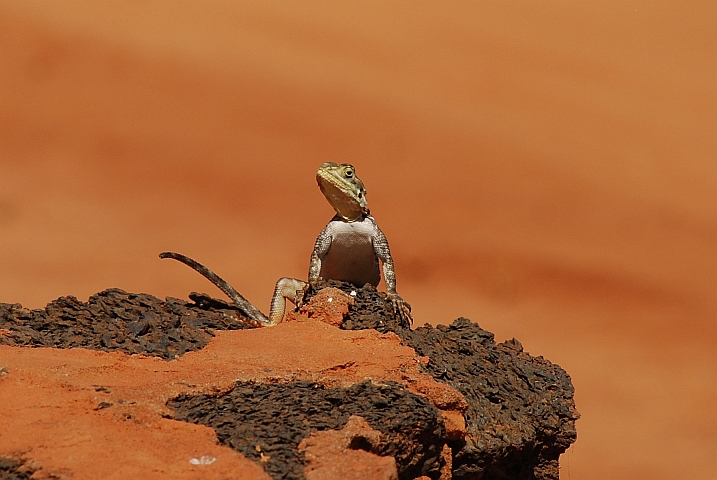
[334,208,370,223]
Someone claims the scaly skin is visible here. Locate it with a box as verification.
[160,162,412,326]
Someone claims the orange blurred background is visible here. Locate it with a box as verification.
[1,2,715,478]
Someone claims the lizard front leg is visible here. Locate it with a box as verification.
[372,227,413,326]
[382,263,413,327]
[300,224,333,304]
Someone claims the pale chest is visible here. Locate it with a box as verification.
[319,218,381,287]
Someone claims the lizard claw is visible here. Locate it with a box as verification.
[387,293,413,327]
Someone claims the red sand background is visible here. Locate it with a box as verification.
[0,1,715,478]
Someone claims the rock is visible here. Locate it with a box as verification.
[168,381,446,479]
[0,457,37,480]
[400,320,579,480]
[0,289,253,359]
[298,415,398,480]
[0,283,578,479]
[307,281,580,480]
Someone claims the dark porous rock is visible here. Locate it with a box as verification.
[167,380,446,480]
[399,319,579,480]
[0,288,253,360]
[0,457,36,480]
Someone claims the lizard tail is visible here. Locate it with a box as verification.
[159,251,270,326]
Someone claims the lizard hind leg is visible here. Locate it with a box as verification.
[269,277,307,325]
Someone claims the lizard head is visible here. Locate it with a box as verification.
[316,162,368,222]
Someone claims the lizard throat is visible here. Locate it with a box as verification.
[317,178,365,222]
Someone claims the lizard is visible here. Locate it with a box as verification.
[159,162,412,327]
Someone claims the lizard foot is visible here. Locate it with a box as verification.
[295,281,318,310]
[387,293,413,327]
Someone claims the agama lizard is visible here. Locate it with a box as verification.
[160,162,412,327]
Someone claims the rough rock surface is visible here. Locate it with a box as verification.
[0,297,454,480]
[0,458,36,480]
[401,321,579,480]
[298,415,398,480]
[0,283,578,479]
[169,381,444,479]
[305,281,580,480]
[0,289,252,359]
[304,280,409,333]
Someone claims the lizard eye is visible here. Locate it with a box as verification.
[345,169,353,178]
